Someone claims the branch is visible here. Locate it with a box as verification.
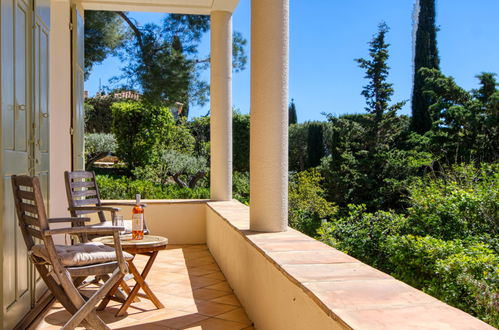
[188,171,206,188]
[116,12,144,51]
[172,173,187,188]
[85,151,110,170]
[194,57,210,64]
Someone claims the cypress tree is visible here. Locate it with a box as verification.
[306,122,324,168]
[411,0,440,134]
[289,99,298,125]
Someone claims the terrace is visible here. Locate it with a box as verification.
[30,200,494,329]
[0,0,495,329]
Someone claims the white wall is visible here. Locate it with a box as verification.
[49,0,72,220]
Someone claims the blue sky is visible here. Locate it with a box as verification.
[86,0,499,122]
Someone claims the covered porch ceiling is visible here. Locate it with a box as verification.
[78,0,240,14]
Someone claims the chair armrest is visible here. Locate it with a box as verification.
[68,206,121,212]
[43,225,125,236]
[48,217,91,224]
[43,226,129,274]
[100,202,147,208]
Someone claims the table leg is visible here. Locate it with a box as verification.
[116,251,164,316]
[97,274,125,311]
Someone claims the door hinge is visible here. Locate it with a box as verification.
[69,22,73,31]
[70,127,74,135]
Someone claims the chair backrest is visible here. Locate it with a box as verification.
[64,171,106,222]
[11,175,49,250]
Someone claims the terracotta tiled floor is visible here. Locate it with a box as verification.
[31,245,254,330]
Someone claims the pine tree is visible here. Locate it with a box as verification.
[355,22,393,123]
[289,99,297,125]
[474,72,498,103]
[355,22,404,148]
[411,0,440,134]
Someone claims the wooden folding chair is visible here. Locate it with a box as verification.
[64,171,149,240]
[11,175,132,330]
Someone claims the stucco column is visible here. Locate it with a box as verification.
[49,0,72,244]
[210,11,233,201]
[250,0,289,232]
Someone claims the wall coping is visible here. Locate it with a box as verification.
[207,200,494,330]
[102,199,211,205]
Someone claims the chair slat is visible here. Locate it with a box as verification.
[72,189,97,198]
[26,227,43,239]
[18,190,36,201]
[22,214,40,227]
[73,209,99,216]
[74,198,99,206]
[21,202,39,215]
[67,261,119,276]
[13,176,35,187]
[69,172,94,179]
[70,181,95,188]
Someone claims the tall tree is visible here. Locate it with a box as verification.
[474,72,498,103]
[355,22,405,147]
[113,13,247,117]
[288,99,297,125]
[411,0,440,134]
[84,11,126,79]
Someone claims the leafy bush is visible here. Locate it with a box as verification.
[233,112,250,172]
[187,116,210,159]
[404,163,499,240]
[85,96,120,133]
[112,101,176,170]
[384,235,499,327]
[134,149,208,188]
[320,114,432,211]
[318,204,404,271]
[289,121,328,172]
[84,133,117,169]
[96,175,209,200]
[233,171,249,205]
[289,169,337,236]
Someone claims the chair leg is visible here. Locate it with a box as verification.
[62,268,123,330]
[34,264,99,328]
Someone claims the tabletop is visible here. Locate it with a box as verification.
[93,234,168,249]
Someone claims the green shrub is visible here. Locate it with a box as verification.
[384,235,499,326]
[289,169,337,237]
[404,163,499,240]
[84,133,117,169]
[96,175,209,200]
[134,149,208,188]
[233,171,249,205]
[233,112,250,172]
[318,204,404,271]
[112,101,176,170]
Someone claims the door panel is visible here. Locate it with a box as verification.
[3,0,33,327]
[2,0,51,326]
[14,3,29,152]
[1,0,15,150]
[33,12,50,300]
[72,6,85,170]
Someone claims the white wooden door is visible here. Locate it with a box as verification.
[32,0,50,302]
[2,0,33,327]
[1,0,50,327]
[72,5,85,171]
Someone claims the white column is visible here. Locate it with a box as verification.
[49,0,72,244]
[250,0,289,232]
[210,11,233,201]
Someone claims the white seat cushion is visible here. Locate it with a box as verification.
[31,242,133,267]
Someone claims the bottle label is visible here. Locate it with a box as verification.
[132,214,143,231]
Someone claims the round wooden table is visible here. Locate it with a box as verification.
[93,234,168,316]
